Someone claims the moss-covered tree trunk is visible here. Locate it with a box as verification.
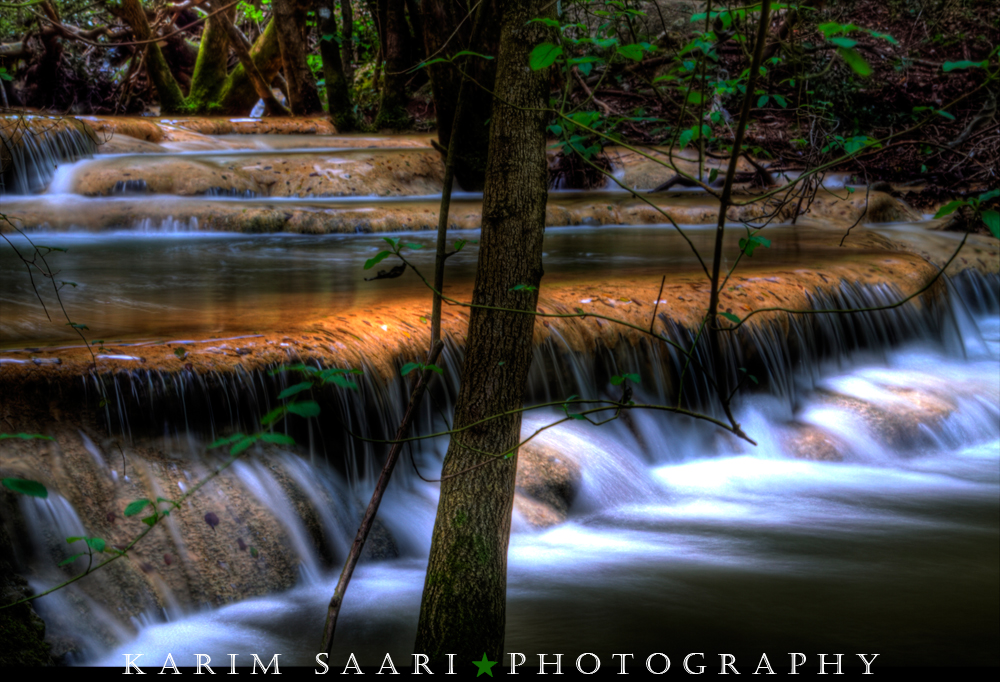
[374,0,411,129]
[413,0,552,664]
[272,0,324,115]
[420,0,500,190]
[109,0,187,114]
[217,18,283,114]
[318,0,356,130]
[186,1,236,111]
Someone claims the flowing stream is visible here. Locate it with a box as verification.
[2,125,997,669]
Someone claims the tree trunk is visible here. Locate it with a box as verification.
[420,0,500,190]
[108,0,187,114]
[340,0,354,81]
[187,1,236,110]
[374,0,411,129]
[217,17,283,114]
[272,0,324,114]
[218,10,289,115]
[318,0,356,130]
[413,0,552,665]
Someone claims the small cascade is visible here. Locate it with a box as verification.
[0,116,98,194]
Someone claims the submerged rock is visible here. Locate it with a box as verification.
[514,442,582,527]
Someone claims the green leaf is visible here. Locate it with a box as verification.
[509,284,538,292]
[405,243,423,250]
[943,60,987,72]
[1,478,48,498]
[141,514,158,527]
[981,210,1000,239]
[828,36,857,49]
[124,499,152,517]
[208,433,246,448]
[617,43,644,61]
[86,537,106,553]
[838,47,872,76]
[260,433,296,445]
[720,312,741,324]
[250,546,259,558]
[174,347,187,358]
[230,435,258,455]
[528,17,561,28]
[259,407,287,426]
[328,374,358,390]
[278,382,313,400]
[425,363,444,375]
[687,91,704,105]
[59,553,84,566]
[529,42,563,70]
[708,168,719,183]
[364,251,393,270]
[66,322,89,330]
[66,536,85,544]
[757,94,769,107]
[934,200,965,219]
[0,433,54,441]
[287,401,321,418]
[773,94,788,108]
[401,362,420,376]
[979,189,1000,202]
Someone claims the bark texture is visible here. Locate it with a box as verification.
[217,18,283,114]
[420,0,500,190]
[109,0,187,113]
[413,0,552,664]
[187,2,236,110]
[272,0,324,114]
[318,0,355,130]
[373,0,411,129]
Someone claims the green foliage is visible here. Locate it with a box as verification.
[400,362,443,377]
[1,478,48,498]
[739,230,771,257]
[934,190,1000,239]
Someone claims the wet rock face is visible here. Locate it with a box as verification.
[786,425,844,462]
[819,388,959,451]
[0,422,342,651]
[0,499,54,666]
[514,442,582,528]
[70,157,263,197]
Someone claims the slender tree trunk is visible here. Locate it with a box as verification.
[272,0,324,114]
[108,0,187,113]
[374,0,411,129]
[217,17,283,113]
[187,1,236,110]
[413,0,552,664]
[340,0,354,81]
[318,0,356,130]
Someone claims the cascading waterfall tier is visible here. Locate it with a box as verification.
[0,116,98,195]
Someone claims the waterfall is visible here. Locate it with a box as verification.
[1,116,98,195]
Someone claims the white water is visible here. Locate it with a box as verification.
[34,306,991,669]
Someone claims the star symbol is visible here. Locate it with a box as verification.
[472,653,497,677]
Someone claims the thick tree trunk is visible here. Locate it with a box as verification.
[217,18,283,114]
[187,1,236,110]
[108,0,187,114]
[271,0,323,115]
[420,0,500,190]
[413,0,552,665]
[374,0,410,129]
[318,1,356,130]
[218,11,289,115]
